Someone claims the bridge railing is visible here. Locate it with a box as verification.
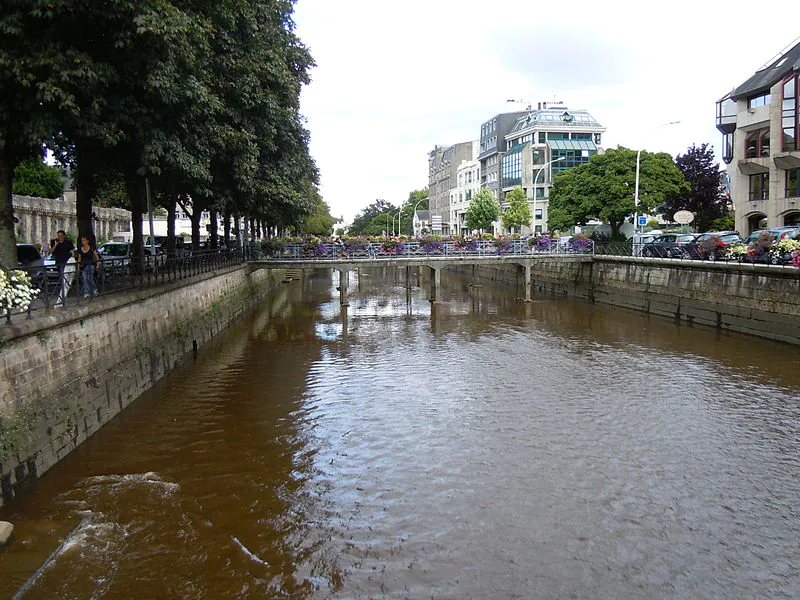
[253,239,596,261]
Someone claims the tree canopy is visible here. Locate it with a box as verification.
[348,198,397,236]
[0,0,319,264]
[663,143,727,232]
[465,188,501,232]
[549,147,688,238]
[13,158,64,199]
[501,187,531,232]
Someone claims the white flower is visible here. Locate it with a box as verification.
[0,269,39,312]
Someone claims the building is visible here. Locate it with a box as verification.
[449,142,481,235]
[413,210,431,237]
[478,111,530,202]
[500,103,605,234]
[428,141,475,234]
[716,38,800,234]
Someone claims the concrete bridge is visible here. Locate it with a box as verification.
[248,253,592,305]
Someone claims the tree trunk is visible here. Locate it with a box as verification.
[74,141,97,245]
[223,212,231,246]
[209,209,218,249]
[190,209,201,251]
[233,214,240,249]
[166,196,176,257]
[127,172,145,275]
[0,144,18,267]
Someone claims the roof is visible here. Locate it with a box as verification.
[547,140,597,151]
[509,108,604,135]
[415,210,431,220]
[730,38,800,100]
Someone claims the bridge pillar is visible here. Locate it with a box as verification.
[337,268,350,306]
[518,263,532,302]
[406,266,412,290]
[429,266,441,303]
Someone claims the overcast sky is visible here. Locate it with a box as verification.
[293,0,800,223]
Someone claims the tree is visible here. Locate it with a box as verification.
[348,199,397,236]
[663,144,727,232]
[398,188,428,235]
[302,192,335,236]
[549,147,688,238]
[465,188,501,232]
[12,158,64,198]
[501,187,531,232]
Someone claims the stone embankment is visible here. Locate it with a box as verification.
[0,265,283,507]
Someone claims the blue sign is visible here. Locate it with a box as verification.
[638,216,647,226]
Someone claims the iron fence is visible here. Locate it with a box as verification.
[595,242,800,268]
[3,249,244,324]
[253,239,596,261]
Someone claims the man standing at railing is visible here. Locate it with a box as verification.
[50,230,76,310]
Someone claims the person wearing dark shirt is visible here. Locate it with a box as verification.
[50,230,75,265]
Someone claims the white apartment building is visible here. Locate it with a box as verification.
[716,39,800,233]
[449,142,480,235]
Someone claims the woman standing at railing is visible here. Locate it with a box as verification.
[76,236,100,297]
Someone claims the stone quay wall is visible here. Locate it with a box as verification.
[0,265,283,507]
[13,194,130,246]
[461,256,800,345]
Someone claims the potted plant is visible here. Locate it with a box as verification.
[453,236,478,252]
[568,235,593,254]
[493,237,513,254]
[529,236,554,252]
[381,239,406,255]
[419,235,444,254]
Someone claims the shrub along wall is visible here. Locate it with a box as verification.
[0,266,283,507]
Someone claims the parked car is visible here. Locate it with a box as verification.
[145,236,191,258]
[682,231,743,260]
[742,228,800,263]
[642,233,700,258]
[98,242,164,276]
[16,243,46,286]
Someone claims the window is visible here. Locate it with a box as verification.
[787,169,800,197]
[748,93,771,109]
[594,133,602,145]
[749,173,768,200]
[572,133,592,140]
[534,208,543,220]
[745,128,770,158]
[783,73,797,152]
[722,132,734,164]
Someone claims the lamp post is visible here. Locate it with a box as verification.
[634,121,680,241]
[394,211,402,236]
[533,156,566,235]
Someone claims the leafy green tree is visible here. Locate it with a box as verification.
[549,147,688,238]
[302,192,335,235]
[12,158,64,198]
[398,188,428,235]
[465,188,501,232]
[663,143,727,232]
[501,187,531,232]
[349,199,398,236]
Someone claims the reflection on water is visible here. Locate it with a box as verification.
[2,268,800,599]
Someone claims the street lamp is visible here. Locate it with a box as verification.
[394,211,402,236]
[634,121,680,241]
[533,156,566,235]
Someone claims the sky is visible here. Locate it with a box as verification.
[293,0,800,224]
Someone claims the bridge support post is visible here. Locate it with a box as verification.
[406,266,412,290]
[337,268,350,306]
[429,266,441,303]
[518,263,532,302]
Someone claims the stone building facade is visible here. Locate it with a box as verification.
[13,193,131,245]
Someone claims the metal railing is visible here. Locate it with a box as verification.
[253,239,596,261]
[595,242,800,268]
[3,249,244,324]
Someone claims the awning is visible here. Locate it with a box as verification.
[547,140,597,151]
[504,141,529,156]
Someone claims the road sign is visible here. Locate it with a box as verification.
[637,216,647,226]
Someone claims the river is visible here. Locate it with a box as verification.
[1,267,799,599]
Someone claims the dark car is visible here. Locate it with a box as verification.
[683,231,743,260]
[16,243,47,286]
[642,233,700,258]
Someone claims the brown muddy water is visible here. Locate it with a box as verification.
[1,267,799,599]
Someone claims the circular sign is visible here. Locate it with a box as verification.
[673,210,695,224]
